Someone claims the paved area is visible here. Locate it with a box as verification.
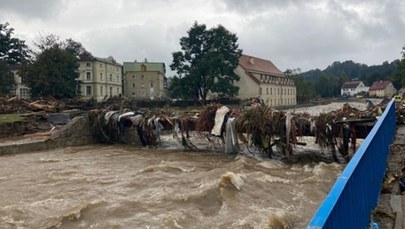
[374,124,405,229]
[391,125,405,229]
[390,125,405,229]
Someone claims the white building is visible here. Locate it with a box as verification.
[341,80,369,96]
[12,70,30,98]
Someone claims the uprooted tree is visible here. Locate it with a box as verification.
[169,22,242,103]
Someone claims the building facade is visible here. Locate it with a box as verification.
[122,60,166,100]
[369,80,397,98]
[234,54,296,107]
[11,70,30,98]
[341,80,369,96]
[78,56,122,102]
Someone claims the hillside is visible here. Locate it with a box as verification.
[292,60,401,100]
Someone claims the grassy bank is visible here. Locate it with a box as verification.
[0,114,26,124]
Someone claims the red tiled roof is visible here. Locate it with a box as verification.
[341,81,362,89]
[369,80,391,91]
[239,54,284,77]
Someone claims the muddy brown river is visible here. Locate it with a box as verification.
[0,144,342,229]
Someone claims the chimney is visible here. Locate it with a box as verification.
[249,57,254,64]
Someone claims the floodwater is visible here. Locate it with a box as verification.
[0,144,342,229]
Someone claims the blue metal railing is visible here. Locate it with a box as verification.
[307,99,396,229]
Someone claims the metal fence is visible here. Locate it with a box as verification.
[307,99,396,229]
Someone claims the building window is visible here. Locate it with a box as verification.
[86,62,91,67]
[86,86,92,95]
[150,81,154,88]
[100,73,103,81]
[116,76,119,82]
[141,83,144,88]
[110,87,113,96]
[259,87,262,95]
[86,72,91,80]
[132,75,135,79]
[132,83,135,88]
[141,75,144,81]
[266,87,269,95]
[100,86,103,96]
[19,88,29,98]
[100,63,103,68]
[109,74,112,82]
[270,88,272,95]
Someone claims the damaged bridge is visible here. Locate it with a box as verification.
[88,101,388,163]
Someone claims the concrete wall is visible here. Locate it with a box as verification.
[0,116,96,155]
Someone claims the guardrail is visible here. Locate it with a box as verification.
[307,99,396,229]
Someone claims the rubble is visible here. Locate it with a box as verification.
[86,100,397,162]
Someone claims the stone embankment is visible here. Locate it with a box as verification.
[0,115,96,155]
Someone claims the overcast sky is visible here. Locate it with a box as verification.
[1,0,404,75]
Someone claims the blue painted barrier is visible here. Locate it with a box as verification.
[307,99,396,229]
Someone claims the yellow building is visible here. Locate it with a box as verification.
[122,60,167,100]
[234,54,296,107]
[369,80,397,98]
[78,56,122,102]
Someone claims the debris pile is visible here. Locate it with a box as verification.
[0,97,32,113]
[88,101,393,162]
[0,96,85,114]
[88,108,174,146]
[396,99,405,124]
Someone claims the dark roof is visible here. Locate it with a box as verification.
[79,53,95,61]
[239,54,284,77]
[79,54,121,66]
[369,80,391,91]
[341,81,362,89]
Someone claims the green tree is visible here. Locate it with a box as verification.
[285,68,315,104]
[0,22,31,95]
[396,45,405,88]
[0,60,14,95]
[22,34,90,99]
[170,22,242,102]
[168,75,193,99]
